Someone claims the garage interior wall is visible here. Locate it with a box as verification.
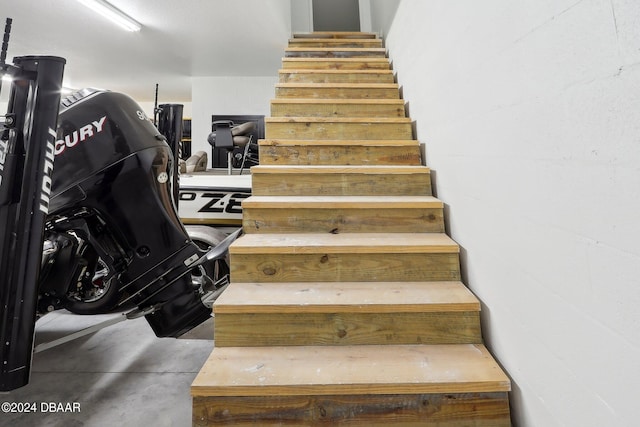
[369,1,640,426]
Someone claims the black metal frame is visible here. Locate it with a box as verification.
[156,103,184,205]
[0,46,65,389]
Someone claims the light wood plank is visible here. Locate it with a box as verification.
[252,164,426,173]
[259,140,422,166]
[193,393,511,427]
[259,138,419,147]
[265,117,413,140]
[282,57,391,70]
[251,165,432,196]
[241,195,442,209]
[288,38,383,48]
[241,195,443,233]
[265,117,411,123]
[279,69,395,83]
[293,32,378,39]
[229,233,459,255]
[271,98,406,117]
[191,344,511,396]
[231,252,460,283]
[275,83,399,99]
[285,47,387,58]
[215,281,479,314]
[215,311,482,346]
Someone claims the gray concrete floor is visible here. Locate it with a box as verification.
[1,309,215,427]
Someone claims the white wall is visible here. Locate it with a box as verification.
[191,76,277,158]
[291,0,313,33]
[359,0,372,32]
[372,1,640,426]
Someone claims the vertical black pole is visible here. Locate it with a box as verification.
[157,104,184,207]
[0,55,65,391]
[0,18,11,96]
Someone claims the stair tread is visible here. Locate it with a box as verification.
[191,344,510,396]
[230,233,459,254]
[276,82,398,89]
[282,57,389,63]
[242,195,442,208]
[293,32,378,39]
[259,139,420,146]
[281,58,392,70]
[265,117,411,124]
[288,38,382,44]
[215,281,479,314]
[286,47,387,53]
[271,98,404,104]
[251,165,429,173]
[279,69,393,74]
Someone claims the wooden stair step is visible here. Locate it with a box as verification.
[192,344,510,394]
[265,117,413,140]
[214,281,482,346]
[229,233,460,283]
[288,38,383,48]
[258,139,422,166]
[275,83,399,99]
[216,281,478,313]
[192,345,511,425]
[282,57,391,70]
[250,165,432,196]
[271,98,406,118]
[285,47,387,58]
[231,233,459,254]
[241,195,444,233]
[279,69,395,83]
[293,32,378,39]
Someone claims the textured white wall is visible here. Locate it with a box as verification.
[372,1,640,426]
[190,76,277,157]
[291,0,313,33]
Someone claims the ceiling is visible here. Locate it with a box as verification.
[0,0,293,102]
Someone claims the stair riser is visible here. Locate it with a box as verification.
[242,207,444,233]
[282,59,390,70]
[230,253,461,283]
[279,71,394,83]
[265,121,413,140]
[214,311,481,347]
[285,49,386,58]
[251,173,432,196]
[275,86,399,99]
[259,144,422,166]
[193,392,511,427]
[271,101,405,118]
[288,40,383,48]
[293,32,378,39]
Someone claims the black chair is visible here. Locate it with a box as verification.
[207,120,256,175]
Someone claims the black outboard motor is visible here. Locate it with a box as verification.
[44,89,211,338]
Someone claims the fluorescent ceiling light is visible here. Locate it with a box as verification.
[76,0,142,32]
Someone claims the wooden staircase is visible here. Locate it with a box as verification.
[192,32,511,426]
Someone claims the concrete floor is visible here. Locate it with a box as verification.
[0,309,215,427]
